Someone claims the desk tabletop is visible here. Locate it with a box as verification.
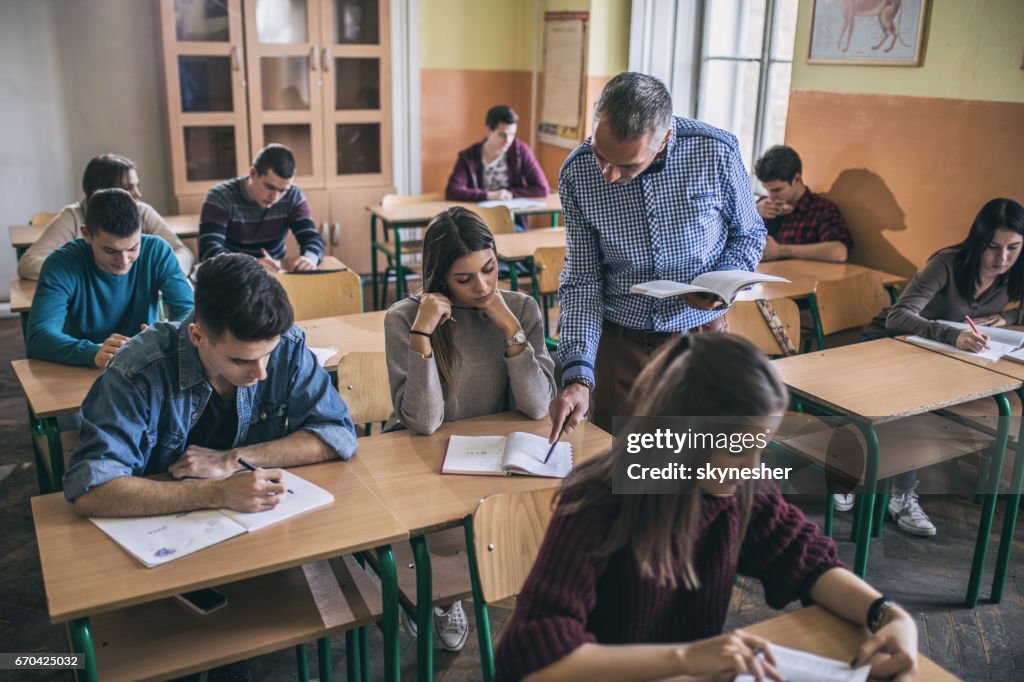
[743,606,957,681]
[299,310,387,369]
[367,194,562,225]
[32,460,407,622]
[349,412,612,535]
[493,228,566,261]
[9,214,201,248]
[771,338,1021,423]
[9,276,35,313]
[741,260,905,301]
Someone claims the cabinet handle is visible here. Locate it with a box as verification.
[322,47,331,72]
[310,45,319,72]
[231,44,241,71]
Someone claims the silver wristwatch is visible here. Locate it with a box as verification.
[504,329,528,347]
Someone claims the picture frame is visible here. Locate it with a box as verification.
[807,0,928,66]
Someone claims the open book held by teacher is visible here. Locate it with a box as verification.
[89,470,334,568]
[442,433,573,478]
[630,271,789,302]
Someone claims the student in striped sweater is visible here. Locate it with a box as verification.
[198,144,325,273]
[495,334,919,682]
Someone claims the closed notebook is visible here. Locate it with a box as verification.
[89,470,334,567]
[442,433,573,478]
[734,644,869,682]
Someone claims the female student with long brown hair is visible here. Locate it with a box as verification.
[495,334,919,682]
[384,206,557,650]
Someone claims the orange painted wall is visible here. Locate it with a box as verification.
[786,91,1024,278]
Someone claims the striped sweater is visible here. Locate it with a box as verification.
[493,486,844,681]
[198,176,324,263]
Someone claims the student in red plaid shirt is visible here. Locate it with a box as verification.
[754,145,854,263]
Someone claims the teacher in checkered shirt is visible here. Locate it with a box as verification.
[548,72,766,440]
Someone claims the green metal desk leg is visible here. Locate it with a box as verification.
[527,256,539,301]
[990,387,1024,603]
[965,392,1011,607]
[68,618,98,682]
[27,404,53,494]
[885,285,899,305]
[344,631,359,681]
[392,225,406,301]
[370,215,380,311]
[376,545,400,682]
[808,292,825,350]
[551,211,559,227]
[295,643,310,682]
[318,636,333,682]
[42,415,64,493]
[852,422,880,578]
[411,535,433,682]
[358,626,370,682]
[19,311,28,342]
[871,491,888,539]
[505,258,519,292]
[464,516,495,682]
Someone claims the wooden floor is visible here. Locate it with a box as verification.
[1,307,1022,681]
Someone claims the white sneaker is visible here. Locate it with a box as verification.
[833,493,855,512]
[888,487,936,537]
[433,601,470,652]
[398,606,417,639]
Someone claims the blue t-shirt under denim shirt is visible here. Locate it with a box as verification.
[26,236,194,367]
[62,316,358,501]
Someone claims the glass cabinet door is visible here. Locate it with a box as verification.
[160,0,251,195]
[320,0,391,186]
[244,0,324,184]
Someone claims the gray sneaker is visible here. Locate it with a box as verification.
[398,605,418,639]
[833,493,855,512]
[888,487,936,537]
[433,601,470,652]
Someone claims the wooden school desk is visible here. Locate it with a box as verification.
[366,194,563,307]
[743,606,957,681]
[891,336,1024,606]
[32,460,407,681]
[8,214,201,259]
[771,338,1019,606]
[349,412,612,682]
[492,228,566,293]
[12,310,386,493]
[749,260,905,300]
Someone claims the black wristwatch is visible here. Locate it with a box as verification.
[867,597,899,633]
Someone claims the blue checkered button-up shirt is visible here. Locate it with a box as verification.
[557,116,766,387]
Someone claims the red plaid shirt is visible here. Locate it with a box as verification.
[762,190,854,251]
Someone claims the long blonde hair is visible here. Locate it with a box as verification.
[557,333,789,590]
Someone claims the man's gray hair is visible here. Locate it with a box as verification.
[593,72,673,151]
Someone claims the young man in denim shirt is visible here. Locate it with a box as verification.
[63,253,357,516]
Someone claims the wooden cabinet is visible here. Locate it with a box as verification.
[160,0,394,272]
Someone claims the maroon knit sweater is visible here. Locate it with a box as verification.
[444,138,550,202]
[493,488,844,681]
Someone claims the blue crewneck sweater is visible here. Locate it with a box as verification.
[27,236,194,367]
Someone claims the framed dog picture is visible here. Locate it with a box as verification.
[808,0,928,66]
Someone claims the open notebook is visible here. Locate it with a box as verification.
[735,644,869,682]
[442,433,573,478]
[89,470,334,568]
[906,320,1024,363]
[631,272,789,302]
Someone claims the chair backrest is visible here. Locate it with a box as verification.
[533,246,566,296]
[275,270,363,320]
[381,192,444,210]
[469,205,516,235]
[813,272,887,336]
[29,212,57,227]
[727,298,801,355]
[471,488,556,604]
[335,352,392,428]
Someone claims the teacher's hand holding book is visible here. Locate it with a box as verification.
[679,292,727,310]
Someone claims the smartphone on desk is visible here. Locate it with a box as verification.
[175,588,227,615]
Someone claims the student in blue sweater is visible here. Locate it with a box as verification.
[26,188,194,368]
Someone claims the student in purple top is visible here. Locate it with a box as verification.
[495,334,919,682]
[445,105,549,203]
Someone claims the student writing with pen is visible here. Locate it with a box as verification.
[858,197,1024,538]
[383,207,557,651]
[62,253,357,518]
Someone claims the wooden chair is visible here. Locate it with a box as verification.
[469,205,517,235]
[336,352,392,436]
[533,246,565,350]
[465,488,556,681]
[808,272,887,350]
[29,212,57,227]
[380,192,443,209]
[727,298,801,356]
[275,269,363,321]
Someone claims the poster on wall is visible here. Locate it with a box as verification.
[808,0,928,66]
[539,12,588,149]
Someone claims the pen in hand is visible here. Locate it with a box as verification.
[238,458,292,494]
[964,315,990,349]
[543,420,568,465]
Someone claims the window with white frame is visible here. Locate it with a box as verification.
[629,0,798,184]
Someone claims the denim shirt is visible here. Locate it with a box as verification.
[63,314,357,501]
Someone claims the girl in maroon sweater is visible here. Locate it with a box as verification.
[495,334,919,682]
